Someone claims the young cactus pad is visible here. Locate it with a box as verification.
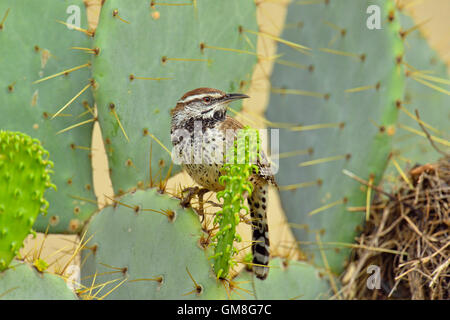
[0,0,96,233]
[265,0,404,272]
[0,131,54,271]
[81,188,229,299]
[0,260,77,300]
[91,0,258,194]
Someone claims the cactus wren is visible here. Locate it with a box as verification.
[170,87,275,280]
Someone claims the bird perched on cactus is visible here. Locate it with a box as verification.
[170,88,275,279]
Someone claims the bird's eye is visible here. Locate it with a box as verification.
[203,97,211,103]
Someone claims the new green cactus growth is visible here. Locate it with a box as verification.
[212,127,260,280]
[265,0,405,272]
[0,0,96,233]
[0,131,55,271]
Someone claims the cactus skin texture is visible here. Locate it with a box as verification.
[265,0,404,272]
[92,0,258,194]
[0,260,77,300]
[81,189,230,299]
[0,0,96,233]
[0,131,54,271]
[387,13,450,175]
[80,189,331,299]
[232,258,331,300]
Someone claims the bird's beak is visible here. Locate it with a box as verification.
[223,93,250,102]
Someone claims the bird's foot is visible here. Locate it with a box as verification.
[196,188,209,222]
[180,187,209,223]
[180,186,200,208]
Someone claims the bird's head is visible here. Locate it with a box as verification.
[171,87,249,125]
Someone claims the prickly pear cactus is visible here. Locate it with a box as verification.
[0,0,96,233]
[265,0,404,272]
[0,131,54,271]
[232,258,331,300]
[0,260,77,300]
[387,13,450,177]
[81,188,230,299]
[91,0,258,194]
[80,188,332,299]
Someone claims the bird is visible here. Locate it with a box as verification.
[170,87,276,280]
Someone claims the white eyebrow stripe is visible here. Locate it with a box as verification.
[178,92,223,104]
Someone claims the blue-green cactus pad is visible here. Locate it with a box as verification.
[232,258,331,300]
[0,0,96,233]
[81,188,230,299]
[265,0,404,272]
[92,0,258,194]
[0,260,77,300]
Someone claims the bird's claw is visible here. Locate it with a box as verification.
[180,186,200,208]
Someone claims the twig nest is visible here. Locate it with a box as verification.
[342,156,449,300]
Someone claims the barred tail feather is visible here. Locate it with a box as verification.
[248,179,270,280]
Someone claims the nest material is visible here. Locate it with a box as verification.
[342,156,449,299]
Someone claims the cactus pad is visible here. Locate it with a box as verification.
[232,258,331,300]
[0,260,77,300]
[387,13,450,178]
[0,0,96,233]
[81,188,230,299]
[91,0,258,194]
[265,0,404,272]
